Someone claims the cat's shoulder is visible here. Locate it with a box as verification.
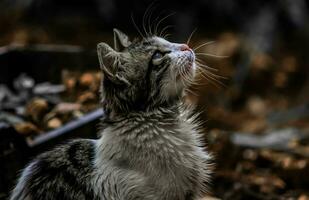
[20,139,97,181]
[36,138,97,169]
[10,139,97,200]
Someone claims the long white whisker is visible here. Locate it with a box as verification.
[154,12,176,37]
[159,25,174,37]
[180,68,201,94]
[199,72,222,88]
[193,41,216,51]
[199,69,226,88]
[195,53,229,58]
[163,34,172,39]
[180,65,199,86]
[174,66,181,99]
[131,13,146,40]
[147,4,159,36]
[195,60,218,72]
[152,9,167,36]
[197,65,227,79]
[143,2,156,37]
[187,88,199,97]
[186,28,197,45]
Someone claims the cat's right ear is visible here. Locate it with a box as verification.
[97,42,118,78]
[113,28,131,51]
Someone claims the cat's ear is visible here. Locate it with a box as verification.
[97,42,118,77]
[97,42,131,85]
[113,28,131,51]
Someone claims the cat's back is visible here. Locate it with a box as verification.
[10,139,97,200]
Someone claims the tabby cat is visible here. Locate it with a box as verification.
[10,29,212,200]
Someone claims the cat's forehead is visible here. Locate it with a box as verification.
[150,37,171,46]
[128,36,183,54]
[148,37,178,49]
[136,37,178,51]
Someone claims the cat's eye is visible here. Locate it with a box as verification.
[152,51,164,60]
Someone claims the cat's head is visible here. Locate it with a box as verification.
[98,29,196,114]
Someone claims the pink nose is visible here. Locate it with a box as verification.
[180,44,190,51]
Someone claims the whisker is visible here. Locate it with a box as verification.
[182,73,195,86]
[195,60,218,72]
[142,1,157,37]
[186,87,199,97]
[152,9,167,36]
[163,33,172,39]
[191,76,206,85]
[199,69,227,88]
[175,61,207,87]
[193,41,216,51]
[174,66,181,100]
[195,58,228,80]
[159,25,174,38]
[189,88,200,96]
[147,4,159,36]
[130,13,146,40]
[195,53,229,58]
[199,71,224,88]
[186,28,197,45]
[196,64,218,73]
[154,12,176,37]
[179,65,189,84]
[179,65,201,87]
[198,65,227,80]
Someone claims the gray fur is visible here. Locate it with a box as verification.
[10,29,212,200]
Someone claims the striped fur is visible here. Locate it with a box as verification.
[10,29,212,200]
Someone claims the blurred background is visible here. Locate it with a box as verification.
[0,0,308,199]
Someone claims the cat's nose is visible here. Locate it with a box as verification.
[180,44,190,51]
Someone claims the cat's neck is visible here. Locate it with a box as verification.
[101,102,182,125]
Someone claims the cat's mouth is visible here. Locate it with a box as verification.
[176,50,196,82]
[184,50,196,71]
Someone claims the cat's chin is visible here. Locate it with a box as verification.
[185,50,196,75]
[177,62,196,81]
[185,65,195,78]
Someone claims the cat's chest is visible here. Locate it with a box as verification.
[123,123,194,155]
[102,118,201,169]
[98,120,204,198]
[133,131,200,198]
[121,125,199,172]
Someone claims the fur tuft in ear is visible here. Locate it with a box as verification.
[113,28,131,51]
[97,42,131,85]
[97,42,118,77]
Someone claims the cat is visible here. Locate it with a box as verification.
[10,28,212,200]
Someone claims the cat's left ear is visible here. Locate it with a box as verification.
[113,28,131,51]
